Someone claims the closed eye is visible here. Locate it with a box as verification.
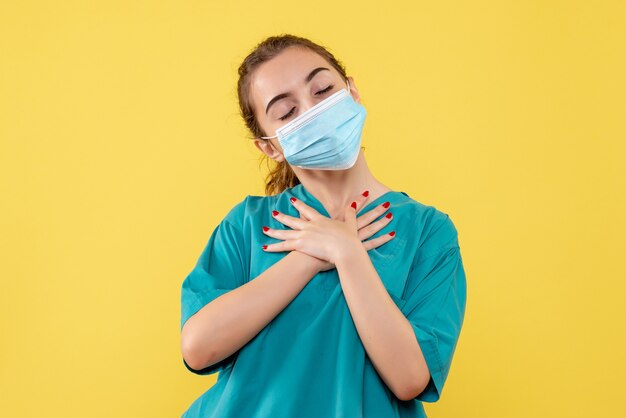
[278,85,335,121]
[316,84,334,95]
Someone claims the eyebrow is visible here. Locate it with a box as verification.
[265,67,330,115]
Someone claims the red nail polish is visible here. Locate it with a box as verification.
[362,190,369,197]
[385,212,392,219]
[382,201,390,208]
[290,197,297,203]
[262,245,268,250]
[389,231,395,237]
[351,201,357,210]
[272,210,279,216]
[262,226,269,232]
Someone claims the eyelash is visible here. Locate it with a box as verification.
[278,85,335,121]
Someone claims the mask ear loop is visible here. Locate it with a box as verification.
[260,78,352,140]
[260,133,277,140]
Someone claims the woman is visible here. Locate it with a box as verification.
[180,34,467,418]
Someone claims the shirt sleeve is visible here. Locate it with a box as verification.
[397,213,467,402]
[180,210,249,376]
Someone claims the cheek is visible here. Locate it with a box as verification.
[256,112,280,137]
[256,118,274,139]
[271,139,283,153]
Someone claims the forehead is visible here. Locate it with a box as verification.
[250,46,335,111]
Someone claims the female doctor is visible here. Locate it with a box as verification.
[180,34,467,418]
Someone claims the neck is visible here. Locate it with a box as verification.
[292,149,390,219]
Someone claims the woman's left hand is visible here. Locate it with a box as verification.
[262,192,370,265]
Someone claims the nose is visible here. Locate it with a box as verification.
[296,93,332,119]
[295,97,317,118]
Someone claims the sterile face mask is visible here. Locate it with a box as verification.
[260,79,366,170]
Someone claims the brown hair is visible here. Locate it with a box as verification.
[237,34,350,196]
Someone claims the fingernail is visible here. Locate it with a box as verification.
[351,201,357,210]
[272,210,279,216]
[290,197,297,204]
[262,245,268,250]
[385,212,393,219]
[362,190,369,197]
[382,201,390,208]
[262,226,269,232]
[389,231,396,236]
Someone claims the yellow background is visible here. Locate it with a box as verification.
[1,1,624,417]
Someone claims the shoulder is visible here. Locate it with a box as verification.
[220,192,283,229]
[398,194,460,259]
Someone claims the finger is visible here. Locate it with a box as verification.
[355,200,391,231]
[344,189,370,228]
[361,230,396,251]
[272,210,308,230]
[300,210,311,222]
[357,210,393,241]
[289,197,323,220]
[262,225,300,241]
[344,198,358,229]
[353,189,371,215]
[261,239,297,253]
